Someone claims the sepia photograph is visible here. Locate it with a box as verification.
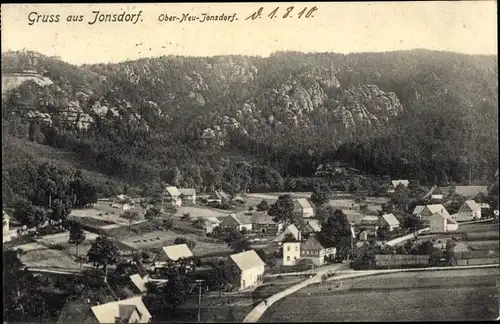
[1,2,498,323]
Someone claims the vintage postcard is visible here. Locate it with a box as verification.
[1,2,498,323]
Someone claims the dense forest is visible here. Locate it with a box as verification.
[2,49,498,205]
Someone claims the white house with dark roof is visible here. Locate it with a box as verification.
[430,212,459,232]
[178,188,196,205]
[228,250,265,290]
[153,243,194,268]
[296,198,314,218]
[456,200,482,222]
[163,186,182,206]
[90,296,151,323]
[379,213,400,231]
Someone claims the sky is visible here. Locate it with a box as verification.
[1,2,497,65]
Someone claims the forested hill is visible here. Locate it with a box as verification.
[2,49,498,202]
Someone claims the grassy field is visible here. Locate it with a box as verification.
[17,242,81,270]
[175,206,231,218]
[260,268,499,322]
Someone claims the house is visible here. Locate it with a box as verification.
[178,188,196,205]
[231,194,245,204]
[359,231,369,241]
[219,212,282,235]
[202,217,221,234]
[299,234,336,266]
[295,218,321,236]
[219,214,253,232]
[273,224,301,242]
[153,244,194,269]
[480,203,491,209]
[129,274,149,295]
[456,200,482,222]
[163,186,182,206]
[3,210,10,234]
[111,194,134,209]
[3,210,11,243]
[296,198,314,218]
[412,205,426,217]
[379,213,400,231]
[91,296,152,323]
[305,219,322,232]
[57,296,151,324]
[343,210,364,224]
[129,274,167,295]
[454,186,488,198]
[283,241,301,266]
[430,188,444,200]
[228,250,265,291]
[419,204,450,224]
[430,212,459,233]
[388,179,410,193]
[359,215,379,230]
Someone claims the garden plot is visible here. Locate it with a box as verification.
[70,200,148,225]
[175,206,231,218]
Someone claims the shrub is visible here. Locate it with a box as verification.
[321,274,328,282]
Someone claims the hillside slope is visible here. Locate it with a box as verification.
[1,49,498,198]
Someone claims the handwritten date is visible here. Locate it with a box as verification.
[246,6,318,20]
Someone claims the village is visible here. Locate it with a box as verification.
[3,165,499,323]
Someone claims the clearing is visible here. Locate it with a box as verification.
[260,268,499,322]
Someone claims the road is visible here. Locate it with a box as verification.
[243,263,348,322]
[260,267,499,322]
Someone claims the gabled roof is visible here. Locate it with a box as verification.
[216,190,230,201]
[232,212,276,225]
[412,205,426,215]
[301,233,335,250]
[305,219,322,232]
[165,186,181,197]
[454,186,488,198]
[159,244,193,261]
[229,250,265,272]
[425,204,449,217]
[129,274,148,294]
[462,200,481,211]
[296,198,313,209]
[381,213,400,227]
[57,301,93,324]
[90,296,151,324]
[178,188,196,196]
[300,234,325,251]
[274,224,301,242]
[391,180,409,188]
[361,215,379,222]
[204,216,222,224]
[422,185,438,200]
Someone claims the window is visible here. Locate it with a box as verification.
[294,256,297,260]
[287,256,290,261]
[295,246,298,251]
[287,246,291,251]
